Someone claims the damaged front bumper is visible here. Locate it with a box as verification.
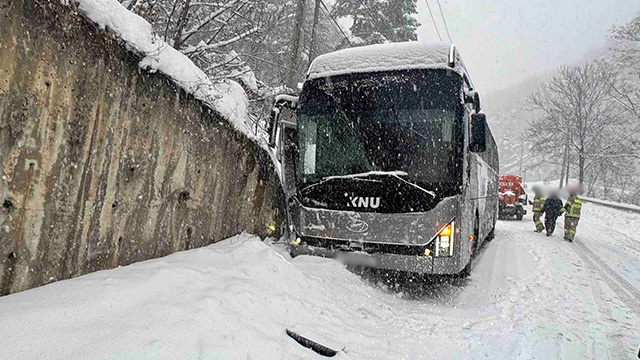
[290,240,461,275]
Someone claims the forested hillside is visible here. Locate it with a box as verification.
[486,13,640,205]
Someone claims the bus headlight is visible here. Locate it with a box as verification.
[435,221,455,257]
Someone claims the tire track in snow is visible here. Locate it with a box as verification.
[495,219,638,358]
[585,222,640,259]
[559,243,626,360]
[572,238,640,315]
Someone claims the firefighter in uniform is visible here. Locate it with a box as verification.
[532,185,545,232]
[561,186,582,242]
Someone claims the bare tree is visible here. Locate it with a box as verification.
[526,63,635,186]
[608,14,640,152]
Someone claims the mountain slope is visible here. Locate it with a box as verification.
[483,73,557,181]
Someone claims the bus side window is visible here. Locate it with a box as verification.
[462,82,473,146]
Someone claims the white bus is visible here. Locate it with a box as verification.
[269,42,499,276]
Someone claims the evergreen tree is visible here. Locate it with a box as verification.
[332,0,419,45]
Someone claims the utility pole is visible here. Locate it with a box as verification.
[565,158,570,186]
[559,144,567,188]
[309,0,321,62]
[518,136,525,177]
[288,0,306,89]
[564,131,571,187]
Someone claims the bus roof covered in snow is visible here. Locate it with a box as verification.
[307,42,471,86]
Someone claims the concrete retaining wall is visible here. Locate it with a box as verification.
[0,0,284,295]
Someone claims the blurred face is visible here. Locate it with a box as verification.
[568,184,582,195]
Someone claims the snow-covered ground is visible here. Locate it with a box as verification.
[1,204,639,359]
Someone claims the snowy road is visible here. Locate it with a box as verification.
[1,204,639,359]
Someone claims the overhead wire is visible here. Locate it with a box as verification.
[240,53,306,76]
[435,0,453,43]
[424,0,442,42]
[318,0,353,47]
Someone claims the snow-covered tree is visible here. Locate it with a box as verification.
[605,14,640,203]
[332,0,419,45]
[119,0,340,88]
[117,0,343,136]
[608,14,640,137]
[118,0,264,90]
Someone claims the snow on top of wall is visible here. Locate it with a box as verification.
[581,196,640,213]
[307,42,461,80]
[70,0,256,140]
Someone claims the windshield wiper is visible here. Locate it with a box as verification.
[299,171,436,199]
[299,171,394,192]
[392,174,437,198]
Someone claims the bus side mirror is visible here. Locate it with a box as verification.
[470,112,487,153]
[464,91,481,113]
[268,95,298,148]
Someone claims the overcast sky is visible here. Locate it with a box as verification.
[415,0,640,93]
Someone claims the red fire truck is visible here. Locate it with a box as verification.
[498,175,527,220]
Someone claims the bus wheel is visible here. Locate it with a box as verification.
[459,260,472,278]
[487,224,496,242]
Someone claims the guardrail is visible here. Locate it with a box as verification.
[581,196,640,214]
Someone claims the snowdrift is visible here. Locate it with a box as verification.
[0,234,408,359]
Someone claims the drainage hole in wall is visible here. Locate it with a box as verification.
[2,199,14,211]
[178,191,190,202]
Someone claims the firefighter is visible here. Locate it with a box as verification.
[541,191,563,237]
[532,185,545,232]
[561,185,582,242]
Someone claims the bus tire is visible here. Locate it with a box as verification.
[460,217,480,278]
[486,224,495,241]
[459,261,472,278]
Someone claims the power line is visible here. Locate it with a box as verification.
[240,53,306,76]
[436,0,453,43]
[424,0,442,42]
[319,0,352,46]
[318,0,353,47]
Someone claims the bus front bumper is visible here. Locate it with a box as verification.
[291,244,462,275]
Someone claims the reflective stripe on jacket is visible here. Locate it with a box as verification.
[563,195,582,218]
[533,195,545,212]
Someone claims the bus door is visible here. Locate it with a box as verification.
[269,96,299,199]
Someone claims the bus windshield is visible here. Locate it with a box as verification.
[297,69,463,190]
